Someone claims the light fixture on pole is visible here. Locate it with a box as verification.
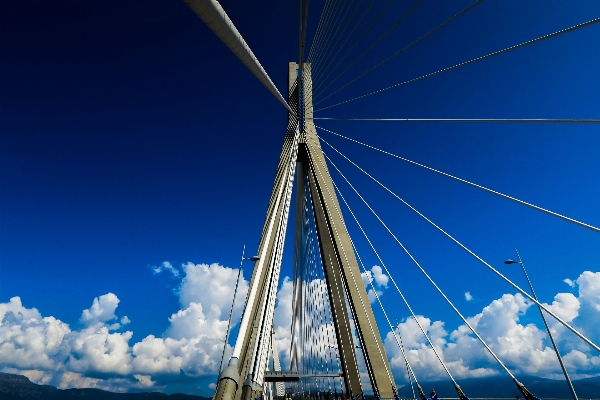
[219,245,260,373]
[504,249,578,400]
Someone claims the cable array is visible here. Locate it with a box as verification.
[313,0,395,93]
[305,135,468,399]
[316,16,600,111]
[202,0,599,398]
[314,0,483,104]
[291,167,345,398]
[314,118,600,123]
[314,0,424,99]
[316,126,600,233]
[311,0,364,82]
[313,127,600,354]
[300,2,597,397]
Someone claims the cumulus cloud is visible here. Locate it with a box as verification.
[0,262,250,392]
[577,271,600,313]
[465,292,473,301]
[132,333,223,376]
[361,265,388,288]
[130,262,249,377]
[564,278,576,288]
[547,271,600,357]
[383,271,600,383]
[371,265,389,287]
[134,374,155,387]
[152,261,180,277]
[66,326,133,375]
[2,268,599,393]
[361,265,390,303]
[80,293,122,327]
[545,293,580,323]
[178,262,248,322]
[272,276,295,370]
[0,297,69,371]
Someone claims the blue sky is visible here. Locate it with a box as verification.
[1,0,600,396]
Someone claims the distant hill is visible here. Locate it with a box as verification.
[2,371,600,399]
[396,375,600,398]
[0,372,211,400]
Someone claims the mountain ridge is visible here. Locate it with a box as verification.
[396,374,600,398]
[2,372,600,399]
[0,372,210,400]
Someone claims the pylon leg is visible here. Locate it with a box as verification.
[213,379,238,400]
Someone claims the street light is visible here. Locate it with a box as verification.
[504,249,578,400]
[219,245,260,373]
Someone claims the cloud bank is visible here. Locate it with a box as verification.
[0,262,248,392]
[385,271,600,383]
[1,264,599,394]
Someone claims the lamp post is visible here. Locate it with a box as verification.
[219,244,260,373]
[504,249,578,400]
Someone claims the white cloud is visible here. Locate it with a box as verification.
[564,278,576,287]
[371,265,389,288]
[58,371,103,390]
[383,271,600,382]
[152,261,180,277]
[167,302,226,341]
[131,262,250,377]
[273,277,293,332]
[56,371,153,392]
[577,271,600,313]
[17,369,53,385]
[0,297,69,371]
[131,335,184,374]
[545,292,579,323]
[543,271,600,354]
[80,293,120,327]
[134,374,155,387]
[0,296,42,322]
[65,325,133,375]
[273,277,294,369]
[131,333,224,376]
[465,292,473,301]
[448,293,560,375]
[0,262,250,391]
[178,262,248,322]
[361,265,389,304]
[2,268,599,393]
[570,271,600,349]
[366,288,383,304]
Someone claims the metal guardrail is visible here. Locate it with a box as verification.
[264,371,345,382]
[270,398,600,400]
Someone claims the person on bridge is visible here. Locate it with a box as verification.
[431,389,438,400]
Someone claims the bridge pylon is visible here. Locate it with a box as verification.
[212,63,397,400]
